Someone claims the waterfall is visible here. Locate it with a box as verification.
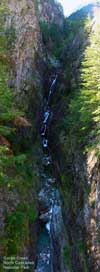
[36,74,64,272]
[40,75,57,141]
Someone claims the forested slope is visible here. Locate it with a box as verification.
[0,1,100,271]
[50,4,100,271]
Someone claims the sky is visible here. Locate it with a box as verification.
[58,0,95,16]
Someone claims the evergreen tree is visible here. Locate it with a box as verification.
[68,24,100,153]
[0,4,37,263]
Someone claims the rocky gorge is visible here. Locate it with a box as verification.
[0,1,100,271]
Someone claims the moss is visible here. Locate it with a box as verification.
[60,173,73,208]
[34,0,38,13]
[85,184,91,197]
[0,148,39,269]
[4,202,37,255]
[97,231,100,243]
[39,20,64,58]
[63,245,73,271]
[0,3,40,267]
[5,25,16,50]
[90,200,95,209]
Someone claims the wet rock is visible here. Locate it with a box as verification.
[39,211,51,223]
[51,192,64,236]
[42,138,48,148]
[38,190,49,211]
[51,190,66,272]
[42,155,52,166]
[36,229,51,272]
[47,177,56,184]
[37,72,65,271]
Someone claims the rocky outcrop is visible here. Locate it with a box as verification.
[48,4,100,271]
[0,0,45,267]
[0,1,65,270]
[37,0,64,27]
[51,191,67,272]
[1,1,99,271]
[84,151,100,271]
[6,0,44,111]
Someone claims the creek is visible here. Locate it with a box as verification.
[36,75,64,272]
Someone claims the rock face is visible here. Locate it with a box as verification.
[0,0,45,266]
[1,1,65,270]
[5,0,64,108]
[1,1,100,271]
[84,151,100,271]
[48,4,100,271]
[50,191,67,272]
[37,0,64,27]
[6,0,44,110]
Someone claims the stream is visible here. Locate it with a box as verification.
[36,75,64,272]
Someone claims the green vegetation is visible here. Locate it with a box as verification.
[0,4,20,133]
[0,1,100,271]
[64,240,88,272]
[0,3,24,185]
[67,26,100,153]
[64,13,91,42]
[40,20,64,58]
[60,173,73,207]
[0,3,38,267]
[5,201,37,256]
[5,24,16,50]
[58,9,100,272]
[64,245,73,271]
[97,231,100,243]
[90,200,95,209]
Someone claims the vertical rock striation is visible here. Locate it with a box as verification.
[6,0,44,111]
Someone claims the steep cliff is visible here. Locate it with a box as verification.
[49,3,100,271]
[37,0,64,26]
[0,1,100,271]
[0,0,64,271]
[0,0,44,270]
[6,0,45,113]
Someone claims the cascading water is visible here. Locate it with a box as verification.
[36,75,64,272]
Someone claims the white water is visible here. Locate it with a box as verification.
[36,75,63,272]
